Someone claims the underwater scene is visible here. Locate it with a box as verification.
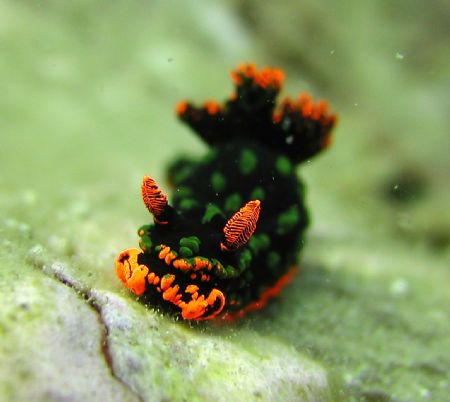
[1,1,449,401]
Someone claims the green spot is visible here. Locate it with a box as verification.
[137,224,150,234]
[139,237,153,253]
[201,148,218,165]
[137,226,153,252]
[237,249,252,272]
[172,167,191,185]
[267,251,281,270]
[211,171,226,192]
[179,246,193,257]
[178,198,198,210]
[248,233,271,254]
[202,203,224,224]
[239,149,257,175]
[224,193,242,213]
[276,156,292,176]
[175,186,192,199]
[224,265,238,278]
[250,186,265,201]
[276,205,300,235]
[179,236,200,253]
[258,234,270,250]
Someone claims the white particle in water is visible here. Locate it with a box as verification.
[390,279,409,296]
[285,135,294,144]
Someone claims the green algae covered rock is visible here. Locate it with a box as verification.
[1,1,449,401]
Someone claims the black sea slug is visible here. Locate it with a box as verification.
[115,64,336,321]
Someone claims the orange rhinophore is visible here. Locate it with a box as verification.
[221,200,261,251]
[141,176,169,224]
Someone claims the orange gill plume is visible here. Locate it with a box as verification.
[141,175,169,224]
[221,200,261,251]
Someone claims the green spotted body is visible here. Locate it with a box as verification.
[165,141,308,308]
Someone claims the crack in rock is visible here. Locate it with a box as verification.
[31,255,144,402]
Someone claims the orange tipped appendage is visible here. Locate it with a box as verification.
[178,287,225,320]
[141,176,169,224]
[280,94,336,123]
[115,248,149,296]
[172,258,193,271]
[221,200,261,251]
[284,94,336,128]
[230,64,284,90]
[276,94,336,151]
[204,100,221,115]
[175,100,188,116]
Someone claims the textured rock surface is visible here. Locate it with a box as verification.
[1,1,449,401]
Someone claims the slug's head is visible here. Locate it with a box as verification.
[115,176,261,320]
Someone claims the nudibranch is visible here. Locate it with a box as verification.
[115,63,336,321]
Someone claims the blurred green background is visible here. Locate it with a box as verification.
[1,1,449,401]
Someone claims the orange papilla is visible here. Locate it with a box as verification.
[178,287,225,321]
[165,252,177,265]
[175,101,188,116]
[158,246,171,260]
[193,257,212,271]
[141,176,168,222]
[177,284,225,320]
[297,92,311,105]
[200,289,226,320]
[312,100,328,119]
[230,63,257,85]
[278,93,336,128]
[147,272,161,287]
[272,112,281,124]
[185,284,199,294]
[223,200,261,250]
[301,102,313,118]
[162,285,181,302]
[114,248,149,296]
[204,100,220,115]
[254,67,284,90]
[230,64,284,90]
[179,295,208,320]
[173,258,193,271]
[222,266,297,321]
[160,274,175,291]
